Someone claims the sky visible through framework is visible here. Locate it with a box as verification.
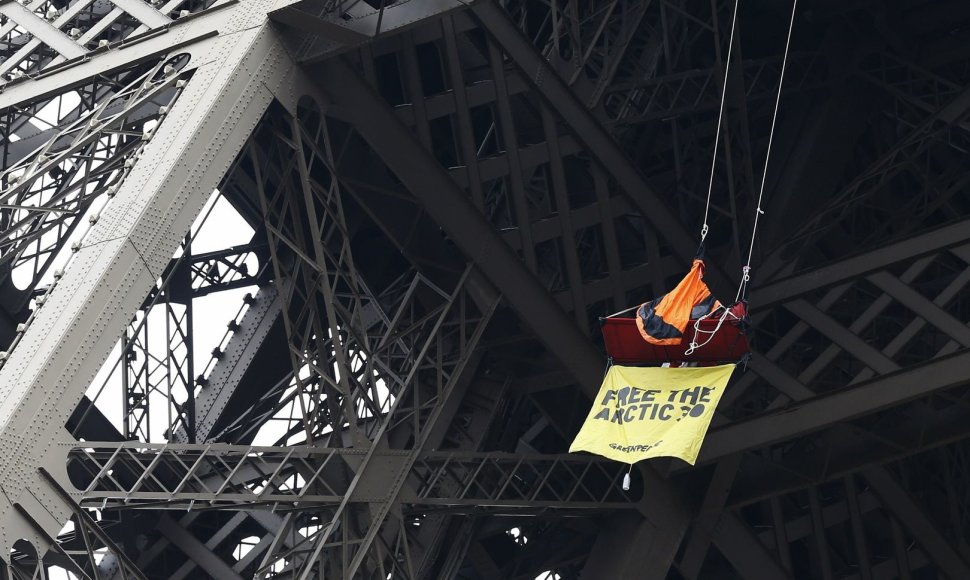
[17,94,565,580]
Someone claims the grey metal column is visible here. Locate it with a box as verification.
[315,54,694,579]
[0,1,296,557]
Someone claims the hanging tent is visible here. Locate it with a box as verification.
[570,0,800,476]
[601,253,750,365]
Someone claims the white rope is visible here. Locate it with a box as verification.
[604,303,640,319]
[737,0,799,301]
[683,305,740,356]
[701,0,741,243]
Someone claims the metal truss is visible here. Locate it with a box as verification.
[0,0,297,574]
[0,0,214,82]
[236,100,503,580]
[602,52,824,126]
[1,0,970,578]
[308,2,970,577]
[77,220,270,445]
[65,442,636,511]
[62,93,513,578]
[271,0,469,63]
[0,56,191,356]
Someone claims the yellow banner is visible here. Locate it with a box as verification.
[569,364,735,465]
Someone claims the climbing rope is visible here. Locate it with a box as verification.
[684,305,741,356]
[701,0,741,244]
[736,0,799,301]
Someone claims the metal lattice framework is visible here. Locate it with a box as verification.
[1,0,970,578]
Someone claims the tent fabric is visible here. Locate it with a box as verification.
[636,259,721,345]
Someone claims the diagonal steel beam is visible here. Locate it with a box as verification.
[109,0,170,28]
[783,300,899,375]
[867,271,970,347]
[863,466,970,580]
[0,0,295,556]
[753,217,970,309]
[0,4,230,111]
[314,53,693,578]
[699,349,970,463]
[187,287,285,443]
[156,515,244,580]
[276,0,468,62]
[471,0,730,289]
[710,512,795,580]
[316,56,605,398]
[0,1,85,60]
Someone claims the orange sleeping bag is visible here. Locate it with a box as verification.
[636,258,721,345]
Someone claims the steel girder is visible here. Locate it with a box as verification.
[64,443,638,511]
[0,0,297,567]
[2,0,970,578]
[304,2,970,577]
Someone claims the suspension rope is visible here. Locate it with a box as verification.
[737,0,799,301]
[701,0,741,244]
[604,303,640,319]
[684,305,740,356]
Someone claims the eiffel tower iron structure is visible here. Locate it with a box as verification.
[1,0,970,578]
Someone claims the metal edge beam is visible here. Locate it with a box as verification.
[108,0,170,28]
[0,6,231,111]
[863,466,970,579]
[470,0,732,291]
[0,1,85,59]
[0,5,296,553]
[753,218,970,309]
[698,349,970,463]
[313,54,693,578]
[315,56,604,397]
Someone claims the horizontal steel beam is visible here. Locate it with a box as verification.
[0,3,233,111]
[728,398,970,507]
[470,0,730,290]
[271,0,468,61]
[753,217,970,309]
[699,349,970,463]
[863,466,970,579]
[66,443,641,511]
[0,1,292,553]
[316,56,606,396]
